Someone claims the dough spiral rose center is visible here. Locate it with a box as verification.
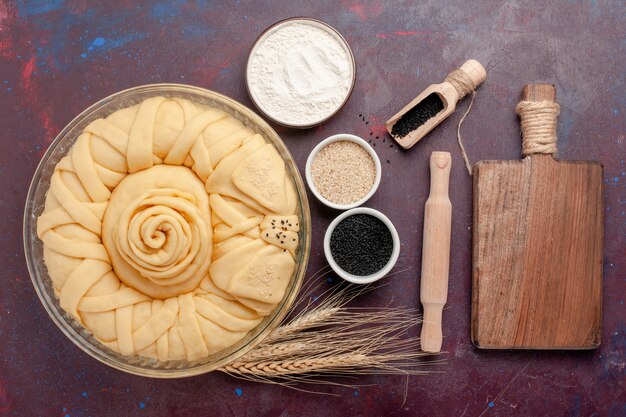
[102,165,212,298]
[117,189,206,286]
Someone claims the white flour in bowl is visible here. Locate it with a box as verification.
[247,21,354,127]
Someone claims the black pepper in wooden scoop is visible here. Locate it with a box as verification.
[386,59,486,149]
[330,213,394,276]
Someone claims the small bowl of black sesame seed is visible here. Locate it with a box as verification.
[323,207,400,284]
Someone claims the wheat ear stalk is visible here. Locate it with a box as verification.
[219,275,441,385]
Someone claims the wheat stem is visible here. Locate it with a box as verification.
[218,274,441,385]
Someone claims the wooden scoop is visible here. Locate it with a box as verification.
[386,59,486,149]
[420,151,452,353]
[472,84,603,349]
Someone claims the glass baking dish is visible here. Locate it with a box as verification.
[23,84,310,377]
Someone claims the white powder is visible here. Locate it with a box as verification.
[247,21,354,126]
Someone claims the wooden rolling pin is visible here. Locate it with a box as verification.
[420,151,452,353]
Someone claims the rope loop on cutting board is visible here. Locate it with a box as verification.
[516,100,560,156]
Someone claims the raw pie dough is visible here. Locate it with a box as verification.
[37,97,300,361]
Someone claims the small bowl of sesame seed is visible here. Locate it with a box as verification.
[305,134,381,210]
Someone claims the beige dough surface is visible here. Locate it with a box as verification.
[36,97,300,361]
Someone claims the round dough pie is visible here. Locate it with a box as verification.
[36,97,300,361]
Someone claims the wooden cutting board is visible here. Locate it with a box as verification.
[471,84,603,349]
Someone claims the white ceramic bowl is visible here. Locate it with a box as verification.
[323,207,400,284]
[305,134,381,210]
[245,17,356,129]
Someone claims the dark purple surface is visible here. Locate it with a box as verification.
[1,1,625,416]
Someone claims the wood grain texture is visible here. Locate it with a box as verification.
[420,152,452,353]
[471,85,604,349]
[522,83,555,101]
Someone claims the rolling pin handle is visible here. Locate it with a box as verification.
[429,151,452,196]
[421,303,444,353]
